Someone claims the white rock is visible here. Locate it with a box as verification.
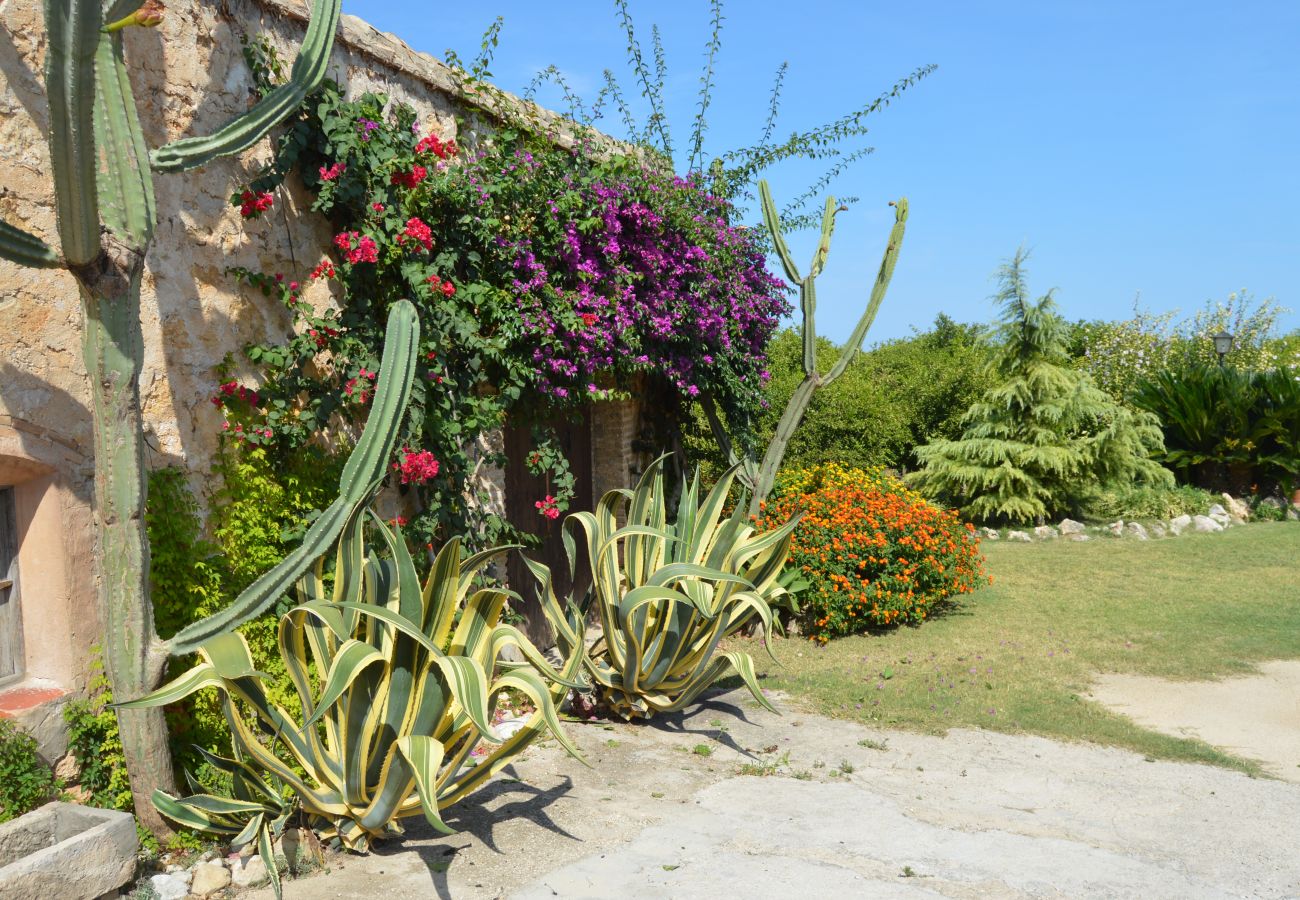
[1066,533,1091,542]
[231,853,269,888]
[1260,496,1284,510]
[1207,503,1231,527]
[1058,518,1086,535]
[191,861,232,897]
[150,872,190,900]
[1288,507,1298,521]
[1221,493,1251,522]
[1006,530,1032,542]
[1124,522,1149,541]
[980,527,1000,540]
[1169,514,1192,536]
[1149,522,1168,539]
[1192,515,1223,533]
[1106,519,1125,536]
[1032,525,1058,540]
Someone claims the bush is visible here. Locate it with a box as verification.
[0,718,58,822]
[63,657,133,812]
[756,464,986,642]
[1133,365,1300,495]
[1082,484,1218,522]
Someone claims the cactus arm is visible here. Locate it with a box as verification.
[799,276,817,376]
[93,32,154,246]
[0,220,62,268]
[822,197,907,387]
[758,179,800,284]
[44,0,103,266]
[698,392,738,468]
[103,0,145,23]
[163,299,419,656]
[149,0,342,173]
[807,195,838,279]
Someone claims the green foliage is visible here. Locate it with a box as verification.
[1133,366,1300,495]
[750,316,992,473]
[1082,483,1218,522]
[1076,292,1298,405]
[756,464,986,641]
[552,457,799,718]
[910,252,1172,525]
[122,520,583,881]
[0,719,58,822]
[63,656,133,812]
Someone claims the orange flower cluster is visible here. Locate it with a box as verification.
[756,464,987,642]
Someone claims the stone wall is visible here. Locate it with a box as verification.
[0,0,629,732]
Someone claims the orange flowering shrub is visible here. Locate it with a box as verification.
[755,463,986,641]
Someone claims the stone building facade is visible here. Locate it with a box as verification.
[0,0,644,756]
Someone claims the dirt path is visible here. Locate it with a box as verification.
[247,688,1300,899]
[1089,659,1300,783]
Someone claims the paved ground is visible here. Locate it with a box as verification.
[248,688,1300,899]
[1089,659,1300,783]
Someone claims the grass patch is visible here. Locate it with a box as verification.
[739,524,1300,773]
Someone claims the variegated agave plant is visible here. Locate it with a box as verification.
[120,511,586,889]
[555,457,801,719]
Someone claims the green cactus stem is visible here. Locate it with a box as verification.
[705,179,909,517]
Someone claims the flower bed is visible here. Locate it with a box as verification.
[756,464,987,641]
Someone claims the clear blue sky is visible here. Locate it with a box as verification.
[342,0,1300,345]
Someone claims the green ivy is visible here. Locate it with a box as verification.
[0,718,58,822]
[63,656,132,813]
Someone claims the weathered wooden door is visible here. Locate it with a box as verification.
[503,416,593,648]
[0,488,22,682]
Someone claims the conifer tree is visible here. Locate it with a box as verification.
[910,251,1171,524]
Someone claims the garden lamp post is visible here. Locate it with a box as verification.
[1213,330,1234,368]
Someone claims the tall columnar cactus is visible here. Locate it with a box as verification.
[0,0,343,835]
[703,180,908,517]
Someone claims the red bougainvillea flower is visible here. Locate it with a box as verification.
[318,161,346,181]
[415,133,459,160]
[579,312,599,326]
[309,259,336,280]
[534,495,561,520]
[392,448,440,484]
[400,216,434,251]
[390,164,428,190]
[238,190,273,219]
[334,232,379,265]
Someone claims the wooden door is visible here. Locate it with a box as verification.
[0,488,22,682]
[503,416,593,648]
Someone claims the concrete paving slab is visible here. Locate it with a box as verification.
[246,689,1300,899]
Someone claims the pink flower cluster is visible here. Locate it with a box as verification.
[334,232,379,265]
[318,161,346,182]
[399,216,433,251]
[344,367,376,403]
[393,448,440,485]
[534,494,560,520]
[415,133,458,159]
[426,274,456,297]
[238,190,273,219]
[211,380,260,408]
[390,165,428,190]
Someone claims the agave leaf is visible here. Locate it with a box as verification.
[114,661,223,709]
[395,736,455,835]
[258,816,282,899]
[304,639,387,728]
[152,790,245,835]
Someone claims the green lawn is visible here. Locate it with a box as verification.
[739,523,1300,774]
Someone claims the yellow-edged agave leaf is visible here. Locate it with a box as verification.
[303,638,386,727]
[395,736,454,834]
[449,588,509,657]
[257,819,281,898]
[151,790,246,834]
[536,456,797,720]
[113,662,223,709]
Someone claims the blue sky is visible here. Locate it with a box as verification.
[342,0,1300,345]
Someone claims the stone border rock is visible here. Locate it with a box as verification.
[979,494,1297,544]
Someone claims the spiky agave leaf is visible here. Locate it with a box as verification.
[540,456,798,719]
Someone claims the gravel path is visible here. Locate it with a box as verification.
[247,687,1300,899]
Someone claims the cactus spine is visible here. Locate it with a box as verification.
[0,0,344,836]
[704,180,909,517]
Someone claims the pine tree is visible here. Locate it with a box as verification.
[909,251,1171,525]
